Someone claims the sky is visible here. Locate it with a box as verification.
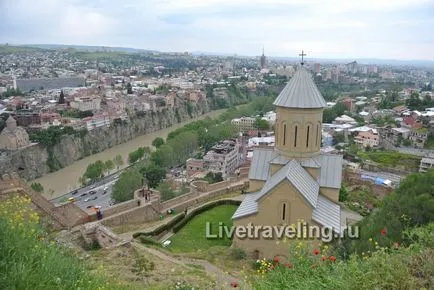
[1,0,434,60]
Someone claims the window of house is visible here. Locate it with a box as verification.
[316,124,319,147]
[281,202,287,221]
[283,124,287,146]
[294,126,298,147]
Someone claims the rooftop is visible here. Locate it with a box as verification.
[273,66,326,109]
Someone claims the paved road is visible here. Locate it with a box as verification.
[51,172,121,212]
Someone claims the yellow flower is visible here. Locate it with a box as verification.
[369,238,373,242]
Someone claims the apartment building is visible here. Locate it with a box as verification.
[231,117,256,133]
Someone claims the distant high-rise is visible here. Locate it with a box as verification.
[260,47,267,69]
[314,63,321,74]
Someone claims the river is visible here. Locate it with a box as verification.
[35,109,227,198]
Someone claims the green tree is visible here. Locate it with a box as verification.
[83,160,106,181]
[30,182,44,193]
[152,137,165,148]
[141,163,166,188]
[113,154,124,171]
[406,92,422,110]
[339,186,348,202]
[156,181,175,201]
[128,147,145,164]
[253,117,269,130]
[58,90,65,104]
[126,82,133,94]
[403,139,412,147]
[111,169,143,202]
[104,159,115,173]
[150,144,174,168]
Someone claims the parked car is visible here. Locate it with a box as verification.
[90,196,98,201]
[89,190,97,195]
[86,205,94,209]
[80,193,87,197]
[68,197,76,202]
[84,198,90,202]
[71,190,78,195]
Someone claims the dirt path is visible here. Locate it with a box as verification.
[134,242,248,289]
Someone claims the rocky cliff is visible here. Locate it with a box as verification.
[0,99,209,180]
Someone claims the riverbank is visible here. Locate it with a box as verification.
[35,109,227,198]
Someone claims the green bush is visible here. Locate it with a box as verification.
[138,236,161,246]
[230,247,247,260]
[133,213,186,238]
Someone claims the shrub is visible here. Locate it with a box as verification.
[30,182,44,193]
[230,247,247,260]
[138,236,161,246]
[133,213,185,238]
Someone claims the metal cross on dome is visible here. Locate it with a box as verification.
[299,50,307,65]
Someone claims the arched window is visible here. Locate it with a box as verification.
[306,125,310,148]
[294,126,298,147]
[316,124,319,147]
[282,203,286,221]
[283,124,287,146]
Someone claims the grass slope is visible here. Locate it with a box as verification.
[169,205,238,253]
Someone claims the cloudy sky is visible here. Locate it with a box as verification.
[1,0,434,60]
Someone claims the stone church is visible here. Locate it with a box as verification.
[0,116,30,150]
[232,65,343,258]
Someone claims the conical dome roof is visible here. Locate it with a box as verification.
[273,66,326,109]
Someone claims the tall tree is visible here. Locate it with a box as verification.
[113,154,124,171]
[104,159,115,173]
[152,137,165,148]
[111,169,143,202]
[126,82,133,94]
[141,163,166,188]
[58,90,65,104]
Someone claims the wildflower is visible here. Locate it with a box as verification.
[368,238,373,242]
[273,257,279,264]
[329,256,336,262]
[284,263,292,269]
[321,255,326,261]
[380,228,387,236]
[313,249,320,256]
[393,242,400,249]
[230,281,239,288]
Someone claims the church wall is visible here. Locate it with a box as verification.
[249,180,265,192]
[232,180,315,258]
[270,163,284,175]
[319,187,339,203]
[305,167,320,180]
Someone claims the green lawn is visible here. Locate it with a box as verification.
[358,150,421,170]
[168,205,238,253]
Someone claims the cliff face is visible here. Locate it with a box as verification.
[0,100,209,180]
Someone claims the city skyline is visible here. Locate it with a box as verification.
[1,0,434,61]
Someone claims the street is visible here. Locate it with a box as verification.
[51,173,121,212]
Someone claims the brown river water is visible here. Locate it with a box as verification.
[34,109,227,198]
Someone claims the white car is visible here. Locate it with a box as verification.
[84,198,90,202]
[103,186,108,191]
